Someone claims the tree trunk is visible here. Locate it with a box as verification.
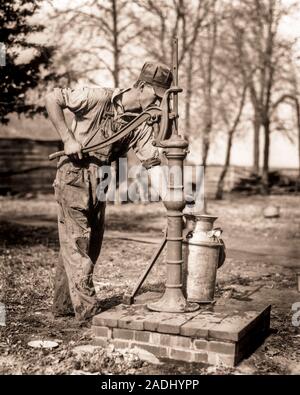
[112,0,119,87]
[202,136,209,168]
[201,111,212,214]
[201,129,210,214]
[202,105,212,168]
[296,98,300,187]
[261,119,270,194]
[292,97,300,191]
[216,130,233,200]
[111,0,120,202]
[273,95,300,190]
[184,50,193,139]
[253,110,260,175]
[216,84,247,200]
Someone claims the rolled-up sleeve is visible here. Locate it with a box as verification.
[51,88,66,107]
[130,123,161,169]
[52,87,90,114]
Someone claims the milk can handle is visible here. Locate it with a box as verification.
[207,228,223,243]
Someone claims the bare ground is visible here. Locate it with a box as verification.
[0,193,300,375]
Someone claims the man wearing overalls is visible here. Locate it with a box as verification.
[45,62,172,322]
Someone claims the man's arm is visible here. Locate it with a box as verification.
[45,89,82,159]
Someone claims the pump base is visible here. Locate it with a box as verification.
[92,299,271,367]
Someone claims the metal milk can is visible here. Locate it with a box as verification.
[183,214,226,303]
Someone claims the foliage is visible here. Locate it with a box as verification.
[0,0,55,123]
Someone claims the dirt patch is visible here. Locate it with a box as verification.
[0,194,299,374]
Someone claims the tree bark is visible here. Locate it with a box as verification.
[111,0,119,88]
[261,118,270,194]
[294,97,300,183]
[253,109,260,174]
[215,130,234,200]
[216,85,247,199]
[184,49,193,139]
[201,131,210,168]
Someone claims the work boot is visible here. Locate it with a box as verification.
[74,301,102,324]
[53,310,75,318]
[52,304,75,319]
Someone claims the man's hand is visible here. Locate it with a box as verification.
[64,136,83,160]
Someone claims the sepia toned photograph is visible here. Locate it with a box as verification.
[0,0,300,378]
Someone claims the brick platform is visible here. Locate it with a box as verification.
[92,299,271,367]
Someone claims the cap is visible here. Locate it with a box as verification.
[138,61,173,98]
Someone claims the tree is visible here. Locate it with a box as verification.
[229,0,296,192]
[212,7,249,199]
[46,0,147,200]
[272,86,300,184]
[183,0,214,139]
[196,0,219,167]
[215,85,247,199]
[0,0,55,124]
[47,0,143,87]
[131,0,214,137]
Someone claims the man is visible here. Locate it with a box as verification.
[45,62,173,322]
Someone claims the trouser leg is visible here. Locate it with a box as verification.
[53,161,108,321]
[88,164,106,265]
[53,163,101,321]
[59,204,100,321]
[89,202,106,265]
[53,252,75,316]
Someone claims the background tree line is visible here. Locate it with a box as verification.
[2,0,300,197]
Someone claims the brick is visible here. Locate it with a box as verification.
[208,352,235,367]
[158,311,199,334]
[193,339,208,351]
[111,339,131,350]
[92,326,112,338]
[92,309,127,328]
[165,335,192,349]
[149,332,162,344]
[180,312,226,338]
[159,334,173,346]
[194,352,208,364]
[149,332,168,346]
[113,328,135,340]
[235,316,270,364]
[131,342,168,358]
[93,337,109,347]
[118,314,146,330]
[169,348,194,363]
[135,331,150,343]
[143,312,175,332]
[149,332,192,349]
[93,301,271,368]
[208,341,236,355]
[208,305,271,341]
[209,315,253,342]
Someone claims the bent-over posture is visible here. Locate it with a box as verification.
[45,62,173,322]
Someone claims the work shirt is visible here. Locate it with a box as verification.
[52,86,160,168]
